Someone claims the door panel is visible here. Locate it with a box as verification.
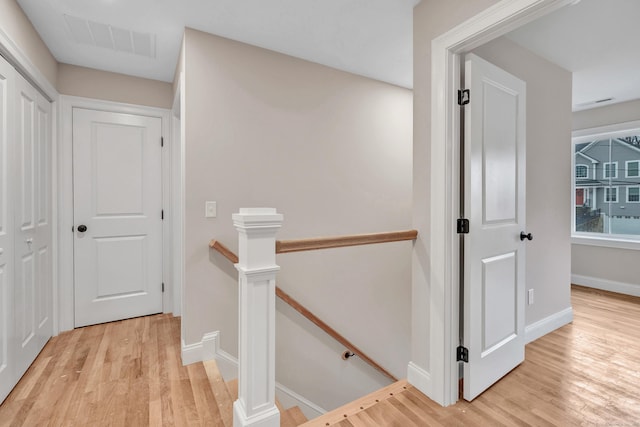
[73,108,163,327]
[0,55,13,404]
[464,54,526,401]
[14,73,52,381]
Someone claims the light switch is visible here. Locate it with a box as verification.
[205,201,217,218]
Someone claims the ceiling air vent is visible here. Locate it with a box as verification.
[63,14,156,58]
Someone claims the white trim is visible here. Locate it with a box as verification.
[572,274,640,298]
[0,26,56,101]
[407,362,432,396]
[604,186,618,203]
[524,307,573,344]
[626,186,640,203]
[573,120,640,142]
[172,72,185,322]
[572,234,640,251]
[625,160,640,179]
[181,339,204,366]
[58,95,172,332]
[423,0,574,407]
[0,22,61,336]
[275,383,325,420]
[603,162,618,180]
[575,164,588,179]
[184,331,326,420]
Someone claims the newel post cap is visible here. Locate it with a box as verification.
[233,208,283,231]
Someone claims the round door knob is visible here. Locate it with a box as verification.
[77,224,87,233]
[520,231,533,241]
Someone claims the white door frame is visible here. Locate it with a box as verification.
[58,96,173,332]
[0,27,60,334]
[416,0,575,407]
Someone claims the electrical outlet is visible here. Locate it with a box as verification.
[528,289,534,305]
[205,201,217,218]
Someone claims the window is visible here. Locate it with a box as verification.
[573,120,640,243]
[576,165,588,178]
[603,162,618,179]
[604,187,618,203]
[626,160,640,178]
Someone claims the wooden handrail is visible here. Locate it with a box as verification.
[275,229,418,254]
[208,236,404,382]
[275,287,397,382]
[209,240,239,263]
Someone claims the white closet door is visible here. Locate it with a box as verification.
[13,73,52,380]
[0,54,15,405]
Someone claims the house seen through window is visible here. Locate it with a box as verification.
[574,127,640,238]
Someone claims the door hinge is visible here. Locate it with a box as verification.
[458,89,470,106]
[457,218,470,234]
[161,136,164,147]
[457,346,469,363]
[162,282,165,292]
[161,209,164,220]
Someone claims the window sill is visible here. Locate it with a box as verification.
[571,234,640,251]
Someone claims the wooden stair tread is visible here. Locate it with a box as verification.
[300,379,409,426]
[286,406,308,425]
[203,360,234,427]
[226,378,238,400]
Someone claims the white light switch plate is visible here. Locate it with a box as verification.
[205,201,217,218]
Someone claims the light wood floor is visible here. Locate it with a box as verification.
[307,285,640,426]
[2,285,640,426]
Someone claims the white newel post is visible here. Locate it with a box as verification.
[232,208,283,427]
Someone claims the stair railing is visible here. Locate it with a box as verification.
[218,208,417,427]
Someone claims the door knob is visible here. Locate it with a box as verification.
[520,231,533,241]
[77,224,87,233]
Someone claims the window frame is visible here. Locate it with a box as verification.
[603,161,618,179]
[625,160,640,178]
[626,186,640,203]
[604,186,618,203]
[572,120,640,250]
[575,164,588,178]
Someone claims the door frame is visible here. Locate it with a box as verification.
[58,96,173,332]
[414,0,575,407]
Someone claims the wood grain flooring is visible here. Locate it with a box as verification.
[2,285,639,426]
[304,285,640,426]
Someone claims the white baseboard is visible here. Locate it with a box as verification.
[524,307,573,344]
[181,339,204,366]
[275,383,325,420]
[182,331,326,420]
[407,362,432,398]
[572,274,640,297]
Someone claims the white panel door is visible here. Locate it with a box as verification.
[0,53,15,404]
[73,108,163,327]
[14,73,52,379]
[463,54,527,401]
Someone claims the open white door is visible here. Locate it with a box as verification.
[73,108,163,327]
[463,54,527,401]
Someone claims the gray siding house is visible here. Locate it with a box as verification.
[575,137,640,233]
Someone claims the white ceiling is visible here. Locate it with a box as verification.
[15,0,640,110]
[16,0,418,89]
[506,0,640,111]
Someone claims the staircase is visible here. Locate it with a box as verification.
[201,359,308,427]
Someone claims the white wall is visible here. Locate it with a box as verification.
[182,29,413,410]
[572,99,640,294]
[412,0,501,384]
[473,36,573,327]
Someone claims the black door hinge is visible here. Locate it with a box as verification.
[161,209,164,220]
[457,346,469,363]
[458,89,470,106]
[161,137,164,147]
[162,282,165,292]
[457,218,470,234]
